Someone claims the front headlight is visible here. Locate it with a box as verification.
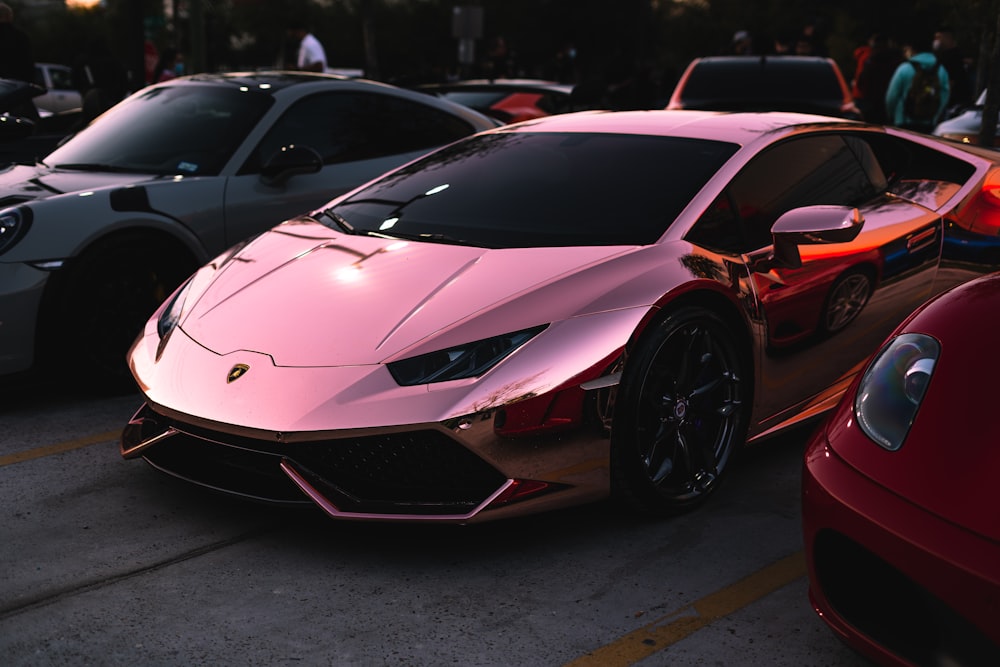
[156,276,195,340]
[388,325,546,386]
[155,238,257,341]
[854,333,939,451]
[0,206,31,255]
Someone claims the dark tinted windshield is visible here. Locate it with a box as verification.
[47,83,273,176]
[329,131,738,248]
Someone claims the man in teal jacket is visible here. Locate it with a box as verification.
[885,37,951,132]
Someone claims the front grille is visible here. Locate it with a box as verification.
[288,430,507,514]
[134,406,506,515]
[814,530,1000,665]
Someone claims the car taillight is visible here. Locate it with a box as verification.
[964,168,1000,235]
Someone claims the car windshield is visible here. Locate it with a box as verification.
[46,83,273,176]
[328,131,738,248]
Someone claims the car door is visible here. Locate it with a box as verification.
[221,90,480,246]
[688,132,942,434]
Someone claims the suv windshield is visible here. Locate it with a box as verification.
[47,83,273,176]
[328,131,738,248]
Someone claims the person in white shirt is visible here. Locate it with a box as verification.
[288,22,327,73]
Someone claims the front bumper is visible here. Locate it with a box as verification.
[122,396,612,524]
[802,429,1000,666]
[0,261,50,375]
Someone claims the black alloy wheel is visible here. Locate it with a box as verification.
[612,306,749,514]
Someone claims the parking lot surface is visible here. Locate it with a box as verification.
[1,382,870,666]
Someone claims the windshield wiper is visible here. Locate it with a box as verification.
[54,163,147,174]
[380,230,487,248]
[318,208,356,234]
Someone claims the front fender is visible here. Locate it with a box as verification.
[0,179,224,264]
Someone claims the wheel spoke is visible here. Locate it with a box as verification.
[644,419,679,484]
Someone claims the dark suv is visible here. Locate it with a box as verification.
[667,55,862,120]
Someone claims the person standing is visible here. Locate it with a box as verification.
[885,36,950,132]
[853,33,903,124]
[288,21,327,73]
[72,37,129,126]
[151,48,182,84]
[934,28,973,110]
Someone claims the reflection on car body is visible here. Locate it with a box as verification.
[121,110,1000,524]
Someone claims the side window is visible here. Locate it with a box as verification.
[242,91,474,174]
[49,66,74,91]
[688,135,880,253]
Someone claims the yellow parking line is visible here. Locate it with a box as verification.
[0,430,119,467]
[564,551,807,666]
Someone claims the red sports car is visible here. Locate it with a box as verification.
[803,272,1000,665]
[122,109,1000,524]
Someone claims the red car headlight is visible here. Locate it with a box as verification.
[854,333,939,451]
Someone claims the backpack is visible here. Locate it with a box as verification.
[903,58,941,125]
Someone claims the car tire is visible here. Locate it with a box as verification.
[821,267,873,334]
[611,306,749,515]
[42,233,195,393]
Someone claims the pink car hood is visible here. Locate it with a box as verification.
[180,218,640,367]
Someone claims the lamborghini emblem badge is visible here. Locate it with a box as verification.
[227,364,250,383]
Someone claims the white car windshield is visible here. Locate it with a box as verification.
[46,82,273,176]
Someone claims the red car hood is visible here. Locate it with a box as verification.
[828,274,1000,543]
[181,218,638,367]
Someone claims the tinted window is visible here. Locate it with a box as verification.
[679,58,844,108]
[243,91,475,173]
[48,66,74,90]
[47,84,273,176]
[688,135,881,253]
[329,131,739,248]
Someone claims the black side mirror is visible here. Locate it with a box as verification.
[260,144,322,186]
[767,205,865,270]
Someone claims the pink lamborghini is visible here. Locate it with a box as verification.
[122,110,1000,523]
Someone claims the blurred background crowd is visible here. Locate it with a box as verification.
[3,0,998,113]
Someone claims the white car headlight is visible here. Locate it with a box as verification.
[0,206,31,255]
[854,333,939,451]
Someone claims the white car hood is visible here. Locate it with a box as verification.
[0,163,156,202]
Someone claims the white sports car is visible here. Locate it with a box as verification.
[0,71,497,388]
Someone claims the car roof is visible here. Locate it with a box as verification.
[686,55,838,69]
[495,108,855,144]
[163,70,369,93]
[419,79,574,94]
